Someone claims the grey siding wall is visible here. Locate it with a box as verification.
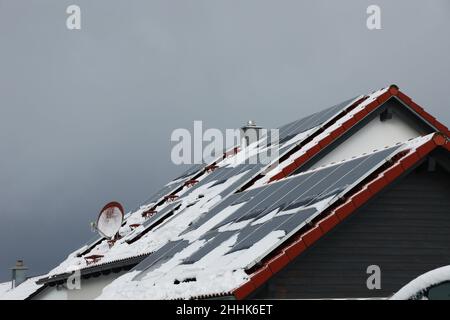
[253,160,450,299]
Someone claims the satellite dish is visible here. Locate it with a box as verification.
[96,201,124,239]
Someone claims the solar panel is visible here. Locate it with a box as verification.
[212,146,398,237]
[217,165,262,197]
[209,179,227,188]
[182,231,236,264]
[267,147,398,212]
[133,240,190,279]
[142,202,180,228]
[126,202,181,243]
[143,184,179,206]
[142,163,211,205]
[211,179,300,229]
[134,143,400,277]
[183,167,231,194]
[211,147,398,260]
[278,97,358,143]
[277,207,318,231]
[177,165,261,236]
[172,163,206,181]
[311,97,357,126]
[178,194,243,236]
[226,215,291,253]
[218,168,331,226]
[187,164,253,194]
[278,113,317,141]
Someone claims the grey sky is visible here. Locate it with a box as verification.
[0,0,449,281]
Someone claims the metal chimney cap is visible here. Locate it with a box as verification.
[10,260,28,270]
[241,120,262,129]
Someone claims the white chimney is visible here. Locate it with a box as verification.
[240,120,263,147]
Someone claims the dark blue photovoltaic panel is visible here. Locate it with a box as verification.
[227,207,318,254]
[277,207,318,233]
[178,194,243,236]
[278,97,357,143]
[178,165,261,236]
[217,165,262,197]
[141,202,180,228]
[217,167,332,227]
[209,179,227,188]
[183,167,231,194]
[226,215,293,253]
[144,163,215,205]
[182,231,236,264]
[173,163,206,181]
[139,144,398,280]
[137,144,399,274]
[133,240,190,278]
[143,184,179,206]
[278,114,316,142]
[207,147,398,259]
[328,146,397,187]
[184,164,252,196]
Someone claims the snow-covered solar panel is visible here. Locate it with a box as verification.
[178,195,242,236]
[136,141,394,266]
[177,165,261,236]
[143,184,179,205]
[226,216,292,253]
[193,164,250,191]
[172,163,206,181]
[182,231,236,264]
[126,202,181,243]
[277,207,318,231]
[217,165,262,197]
[216,169,331,227]
[133,240,190,278]
[183,167,229,194]
[185,146,399,262]
[227,208,317,254]
[141,202,180,228]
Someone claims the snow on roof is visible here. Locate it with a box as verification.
[391,265,450,300]
[44,89,367,280]
[0,276,43,300]
[95,135,433,299]
[0,281,11,297]
[31,85,448,300]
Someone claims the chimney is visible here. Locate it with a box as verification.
[240,120,263,147]
[11,260,28,289]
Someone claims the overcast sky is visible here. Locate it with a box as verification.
[0,0,449,282]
